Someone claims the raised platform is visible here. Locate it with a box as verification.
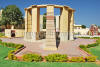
[0,38,96,57]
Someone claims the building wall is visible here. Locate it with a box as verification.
[74,28,89,35]
[5,29,25,37]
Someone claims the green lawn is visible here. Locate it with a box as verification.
[89,45,100,60]
[0,45,100,67]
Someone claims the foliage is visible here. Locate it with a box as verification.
[79,38,100,55]
[79,45,86,48]
[0,40,24,60]
[8,53,17,60]
[85,56,97,62]
[79,37,100,39]
[43,16,46,29]
[0,41,24,49]
[0,33,5,37]
[1,5,23,28]
[79,45,91,54]
[23,54,42,62]
[79,37,91,39]
[82,25,86,29]
[86,43,99,48]
[96,39,100,44]
[45,54,68,62]
[69,57,85,62]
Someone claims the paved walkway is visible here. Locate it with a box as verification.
[0,38,96,57]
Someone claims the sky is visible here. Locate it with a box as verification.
[0,0,100,27]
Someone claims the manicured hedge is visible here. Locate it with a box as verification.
[79,45,91,53]
[69,57,85,62]
[87,43,99,48]
[69,56,97,62]
[23,54,42,62]
[0,41,24,49]
[8,53,17,60]
[85,56,97,62]
[44,54,68,62]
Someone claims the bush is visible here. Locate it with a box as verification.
[96,39,100,44]
[45,54,68,62]
[23,54,42,62]
[87,43,99,48]
[79,45,91,54]
[85,56,97,62]
[8,50,16,54]
[16,44,24,49]
[79,45,86,49]
[70,57,85,62]
[0,42,24,49]
[79,37,90,39]
[8,53,17,60]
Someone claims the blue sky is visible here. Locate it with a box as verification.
[0,0,100,27]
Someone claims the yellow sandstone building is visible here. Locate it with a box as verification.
[24,4,75,50]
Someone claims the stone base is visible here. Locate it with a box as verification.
[60,32,68,42]
[24,32,39,42]
[69,32,74,40]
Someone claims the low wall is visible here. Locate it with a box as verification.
[5,29,25,37]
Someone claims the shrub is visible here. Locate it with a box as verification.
[70,57,85,62]
[45,54,68,62]
[8,50,16,54]
[16,44,24,49]
[85,56,97,62]
[79,45,86,49]
[23,54,42,62]
[0,42,24,49]
[96,39,100,44]
[79,37,90,39]
[79,45,91,54]
[8,53,17,60]
[87,43,99,48]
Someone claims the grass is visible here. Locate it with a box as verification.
[0,45,100,67]
[89,45,100,60]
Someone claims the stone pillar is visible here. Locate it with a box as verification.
[60,7,69,42]
[27,10,32,32]
[26,9,32,40]
[40,15,43,31]
[31,7,40,40]
[25,9,28,32]
[69,10,74,40]
[44,5,57,50]
[24,9,28,40]
[56,16,60,32]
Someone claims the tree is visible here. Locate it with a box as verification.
[1,5,23,29]
[82,25,86,29]
[43,13,46,29]
[98,26,100,29]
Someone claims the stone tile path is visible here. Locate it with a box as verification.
[0,38,96,57]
